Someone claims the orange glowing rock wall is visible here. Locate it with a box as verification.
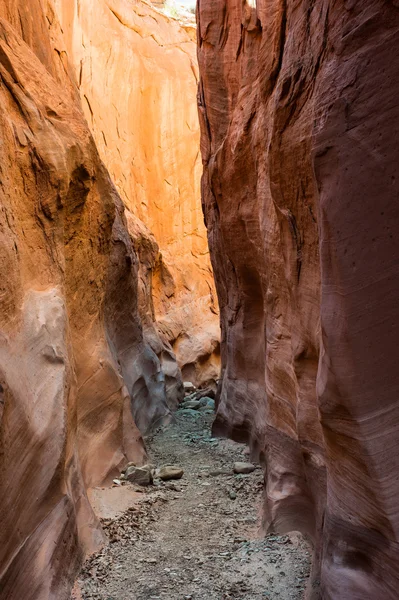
[54,0,220,388]
[0,0,216,598]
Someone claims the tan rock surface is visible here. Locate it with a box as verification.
[198,1,399,598]
[88,486,143,520]
[53,0,220,388]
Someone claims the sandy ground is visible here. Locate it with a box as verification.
[78,408,311,599]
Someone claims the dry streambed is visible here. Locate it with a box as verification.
[77,406,311,599]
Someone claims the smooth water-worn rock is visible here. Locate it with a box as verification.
[158,466,184,481]
[53,0,220,389]
[0,1,188,597]
[197,1,399,598]
[233,463,255,475]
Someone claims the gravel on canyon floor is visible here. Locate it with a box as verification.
[78,407,311,599]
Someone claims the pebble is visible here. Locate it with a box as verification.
[229,490,237,500]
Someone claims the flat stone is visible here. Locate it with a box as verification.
[233,461,256,474]
[180,408,202,418]
[181,400,201,410]
[158,465,184,481]
[209,469,231,476]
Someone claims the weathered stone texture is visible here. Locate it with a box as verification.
[0,1,180,597]
[197,1,399,598]
[53,0,220,388]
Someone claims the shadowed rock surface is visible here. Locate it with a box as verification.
[197,1,399,598]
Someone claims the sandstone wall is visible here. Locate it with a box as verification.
[197,1,399,598]
[53,0,220,388]
[0,1,175,597]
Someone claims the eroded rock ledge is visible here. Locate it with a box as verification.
[197,1,399,598]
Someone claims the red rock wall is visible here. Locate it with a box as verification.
[197,1,399,598]
[0,1,173,597]
[53,0,220,389]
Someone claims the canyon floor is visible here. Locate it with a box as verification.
[78,408,311,599]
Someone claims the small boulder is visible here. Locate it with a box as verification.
[158,465,184,481]
[199,397,215,411]
[233,462,256,474]
[183,381,196,394]
[125,465,153,486]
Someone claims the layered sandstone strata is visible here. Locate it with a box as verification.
[53,0,220,388]
[0,1,173,596]
[197,1,399,598]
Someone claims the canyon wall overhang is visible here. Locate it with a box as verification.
[197,1,399,598]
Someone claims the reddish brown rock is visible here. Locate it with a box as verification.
[53,0,220,389]
[197,1,399,598]
[0,1,172,597]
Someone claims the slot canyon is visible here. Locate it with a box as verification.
[0,1,398,599]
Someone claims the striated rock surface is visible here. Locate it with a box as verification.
[0,1,176,597]
[197,1,399,598]
[53,0,220,388]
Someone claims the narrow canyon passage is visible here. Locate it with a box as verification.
[1,1,399,599]
[78,405,311,600]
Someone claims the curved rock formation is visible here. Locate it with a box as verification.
[197,1,399,598]
[53,0,220,388]
[0,1,177,597]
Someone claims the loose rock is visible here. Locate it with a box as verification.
[79,407,311,600]
[158,466,184,481]
[199,397,215,411]
[183,381,196,394]
[233,462,256,474]
[125,465,153,486]
[181,400,202,410]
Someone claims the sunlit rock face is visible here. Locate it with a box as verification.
[197,1,399,598]
[53,0,220,389]
[0,1,175,597]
